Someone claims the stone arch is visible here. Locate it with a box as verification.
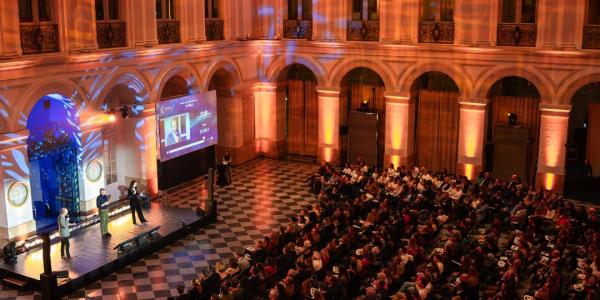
[330,59,395,90]
[91,68,152,109]
[558,72,600,105]
[153,62,202,101]
[15,78,90,131]
[265,54,327,86]
[474,66,552,103]
[398,62,470,98]
[201,58,243,91]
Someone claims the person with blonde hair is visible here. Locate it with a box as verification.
[58,207,71,259]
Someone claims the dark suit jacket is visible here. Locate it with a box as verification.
[127,187,140,205]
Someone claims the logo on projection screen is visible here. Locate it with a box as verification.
[157,91,218,161]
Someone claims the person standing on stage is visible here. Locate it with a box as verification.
[127,180,148,225]
[96,188,111,238]
[58,207,71,259]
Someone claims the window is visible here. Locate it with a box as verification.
[96,0,119,21]
[287,0,311,20]
[421,0,454,22]
[351,0,379,21]
[500,0,536,24]
[157,0,175,20]
[205,0,219,19]
[19,0,53,23]
[588,0,600,24]
[103,136,117,185]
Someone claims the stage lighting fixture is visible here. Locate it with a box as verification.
[507,112,518,125]
[2,241,17,263]
[120,106,129,119]
[359,99,369,111]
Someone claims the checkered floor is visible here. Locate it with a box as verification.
[0,158,318,300]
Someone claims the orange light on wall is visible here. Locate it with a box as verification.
[390,155,400,169]
[544,173,555,191]
[317,88,340,162]
[254,84,278,154]
[464,163,474,180]
[540,114,568,168]
[143,114,158,195]
[384,96,410,165]
[323,146,333,163]
[458,105,485,159]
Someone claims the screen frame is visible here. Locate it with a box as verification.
[156,90,218,162]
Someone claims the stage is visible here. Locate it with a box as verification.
[0,202,214,296]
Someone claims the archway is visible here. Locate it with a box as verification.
[564,81,600,201]
[27,94,82,232]
[208,68,243,163]
[339,67,386,166]
[160,75,190,99]
[485,76,541,184]
[410,72,460,173]
[276,64,319,160]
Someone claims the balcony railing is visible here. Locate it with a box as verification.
[20,24,59,54]
[283,20,312,39]
[497,23,536,47]
[418,21,454,44]
[583,25,600,49]
[96,21,126,49]
[157,19,181,44]
[205,19,224,41]
[346,20,379,41]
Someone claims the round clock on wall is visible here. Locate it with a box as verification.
[85,159,103,182]
[7,181,28,207]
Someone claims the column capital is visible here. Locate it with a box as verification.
[540,103,571,115]
[458,97,488,108]
[316,86,341,96]
[252,82,277,93]
[384,91,411,104]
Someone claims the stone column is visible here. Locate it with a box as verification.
[0,1,21,57]
[456,100,487,179]
[0,131,36,242]
[64,0,96,51]
[316,87,340,163]
[536,104,571,192]
[379,0,401,43]
[384,92,415,167]
[254,82,284,158]
[125,0,158,47]
[179,0,206,43]
[313,0,345,41]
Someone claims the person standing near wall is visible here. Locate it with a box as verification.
[58,208,71,259]
[96,188,111,238]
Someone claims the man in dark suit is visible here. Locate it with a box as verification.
[167,118,181,146]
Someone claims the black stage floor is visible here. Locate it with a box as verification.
[0,202,214,295]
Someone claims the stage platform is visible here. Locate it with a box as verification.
[0,202,214,296]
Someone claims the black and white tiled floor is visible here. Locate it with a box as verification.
[0,158,318,300]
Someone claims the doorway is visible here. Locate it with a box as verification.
[27,94,81,232]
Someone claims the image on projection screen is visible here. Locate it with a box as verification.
[157,91,218,161]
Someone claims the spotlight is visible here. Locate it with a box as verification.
[359,100,369,112]
[3,241,17,263]
[120,106,129,119]
[108,114,116,123]
[507,112,518,125]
